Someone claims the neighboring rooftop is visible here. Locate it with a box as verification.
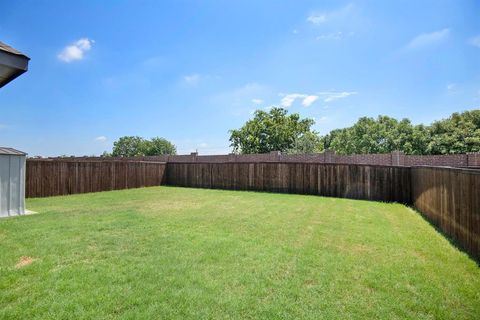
[0,147,27,156]
[0,41,30,88]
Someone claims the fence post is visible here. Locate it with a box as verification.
[391,151,405,166]
[270,151,281,161]
[324,150,336,163]
[467,152,480,167]
[190,152,198,162]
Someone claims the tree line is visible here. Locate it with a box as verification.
[103,136,176,157]
[105,108,479,157]
[229,108,480,155]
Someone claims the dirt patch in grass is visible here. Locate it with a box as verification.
[15,256,36,269]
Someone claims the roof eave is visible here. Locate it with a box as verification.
[0,50,30,88]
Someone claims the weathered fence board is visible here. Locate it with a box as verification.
[166,162,412,203]
[26,160,166,198]
[412,167,480,260]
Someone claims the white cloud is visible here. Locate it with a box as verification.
[307,14,327,25]
[280,93,319,107]
[183,74,201,86]
[468,35,480,48]
[302,95,319,107]
[318,91,357,102]
[198,142,208,148]
[94,136,107,142]
[405,28,450,50]
[280,91,356,107]
[252,98,264,105]
[58,38,94,62]
[280,94,305,107]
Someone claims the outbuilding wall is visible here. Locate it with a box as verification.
[0,154,26,217]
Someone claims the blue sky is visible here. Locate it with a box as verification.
[1,0,479,156]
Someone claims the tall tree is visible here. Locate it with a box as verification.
[144,137,177,156]
[287,132,324,154]
[229,107,315,154]
[427,110,480,154]
[112,136,147,157]
[111,136,176,157]
[323,116,428,155]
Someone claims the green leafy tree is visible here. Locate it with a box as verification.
[144,137,177,156]
[287,132,324,154]
[427,110,480,154]
[112,136,146,157]
[111,136,176,157]
[323,116,428,155]
[321,109,480,155]
[229,107,315,154]
[410,124,431,155]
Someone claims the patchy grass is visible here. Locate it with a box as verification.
[0,186,479,319]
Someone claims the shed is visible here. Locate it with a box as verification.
[0,147,27,217]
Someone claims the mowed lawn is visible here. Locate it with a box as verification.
[1,187,479,319]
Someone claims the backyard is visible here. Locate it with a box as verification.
[1,186,479,319]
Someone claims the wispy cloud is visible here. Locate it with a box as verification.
[405,28,450,50]
[468,35,480,48]
[302,95,319,107]
[316,116,328,122]
[94,136,107,142]
[210,82,270,116]
[307,3,356,27]
[183,74,201,86]
[58,38,94,62]
[183,73,221,86]
[306,4,363,42]
[316,31,354,41]
[280,94,305,107]
[318,91,357,102]
[307,14,327,25]
[279,91,355,107]
[446,83,457,94]
[252,98,263,105]
[280,93,319,107]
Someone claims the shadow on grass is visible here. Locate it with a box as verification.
[409,206,480,267]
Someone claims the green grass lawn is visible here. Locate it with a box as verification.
[1,186,479,319]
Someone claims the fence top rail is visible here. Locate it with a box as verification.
[411,165,480,174]
[166,161,411,169]
[27,159,167,164]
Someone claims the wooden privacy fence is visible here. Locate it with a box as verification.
[24,160,479,260]
[166,162,412,203]
[26,160,166,198]
[166,162,479,260]
[412,167,480,260]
